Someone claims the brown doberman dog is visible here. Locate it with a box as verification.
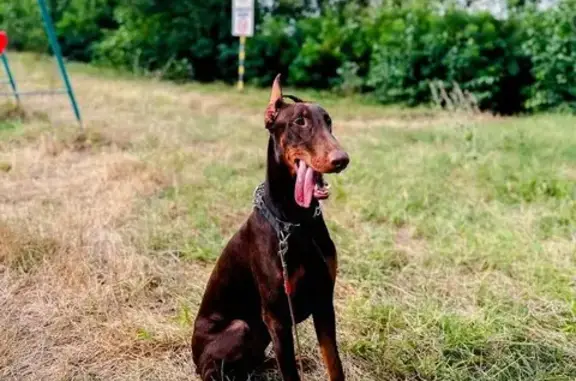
[191,74,350,381]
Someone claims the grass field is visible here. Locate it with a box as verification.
[1,53,575,381]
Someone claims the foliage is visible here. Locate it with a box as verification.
[0,0,574,113]
[243,15,302,86]
[0,0,117,60]
[93,0,234,81]
[521,0,576,112]
[366,7,532,114]
[288,4,373,89]
[56,0,119,62]
[0,0,47,52]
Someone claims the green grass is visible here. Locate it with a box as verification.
[338,115,576,380]
[142,110,576,379]
[213,118,572,379]
[1,52,575,380]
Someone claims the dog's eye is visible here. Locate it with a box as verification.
[324,115,332,126]
[294,116,306,126]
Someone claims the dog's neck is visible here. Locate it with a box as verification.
[263,136,319,223]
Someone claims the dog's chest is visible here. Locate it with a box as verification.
[284,252,334,322]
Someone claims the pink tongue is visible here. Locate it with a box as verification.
[294,161,315,208]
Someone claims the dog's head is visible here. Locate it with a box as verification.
[264,74,349,209]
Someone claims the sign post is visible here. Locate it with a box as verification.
[232,0,254,91]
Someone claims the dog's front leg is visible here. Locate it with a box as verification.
[313,302,345,381]
[263,311,300,381]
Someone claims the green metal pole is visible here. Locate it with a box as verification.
[1,53,20,104]
[37,0,83,127]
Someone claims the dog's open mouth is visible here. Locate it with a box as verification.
[294,160,330,208]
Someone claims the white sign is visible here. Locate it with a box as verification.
[232,0,254,37]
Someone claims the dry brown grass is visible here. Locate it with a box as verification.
[0,129,200,379]
[0,56,205,378]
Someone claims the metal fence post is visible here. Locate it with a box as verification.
[37,0,83,127]
[1,53,20,104]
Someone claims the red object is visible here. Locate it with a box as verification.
[284,279,293,295]
[0,31,8,54]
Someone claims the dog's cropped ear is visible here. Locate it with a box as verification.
[265,74,283,129]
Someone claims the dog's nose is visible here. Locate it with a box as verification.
[329,150,350,172]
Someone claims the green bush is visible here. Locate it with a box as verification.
[93,0,234,81]
[367,7,533,114]
[289,5,372,89]
[243,15,301,86]
[56,0,118,62]
[0,0,117,61]
[521,0,576,112]
[0,0,47,53]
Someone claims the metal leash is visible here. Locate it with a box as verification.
[253,183,311,380]
[278,229,305,380]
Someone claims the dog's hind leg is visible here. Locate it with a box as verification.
[198,319,257,381]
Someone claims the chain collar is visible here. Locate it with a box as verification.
[253,182,322,257]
